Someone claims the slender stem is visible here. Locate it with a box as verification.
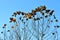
[38,20,39,40]
[4,28,7,40]
[41,16,44,40]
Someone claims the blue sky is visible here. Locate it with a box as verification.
[0,0,60,40]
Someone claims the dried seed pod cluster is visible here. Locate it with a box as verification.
[12,11,21,17]
[0,6,60,40]
[10,18,16,22]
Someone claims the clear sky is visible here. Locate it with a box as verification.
[0,0,60,40]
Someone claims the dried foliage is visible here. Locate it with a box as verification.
[0,6,60,40]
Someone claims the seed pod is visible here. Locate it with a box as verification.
[21,12,25,15]
[12,15,14,16]
[2,24,7,28]
[1,32,3,33]
[57,25,60,28]
[51,20,53,22]
[11,26,14,29]
[24,13,33,19]
[49,10,54,15]
[26,18,28,20]
[43,34,45,36]
[10,18,16,22]
[35,7,41,12]
[2,26,5,28]
[37,18,40,20]
[54,26,57,28]
[7,30,10,32]
[13,18,16,22]
[45,15,48,18]
[4,24,7,27]
[55,19,58,22]
[10,18,13,21]
[13,12,17,17]
[34,18,37,21]
[45,10,50,13]
[21,19,23,22]
[52,33,55,35]
[32,10,36,15]
[19,17,22,20]
[23,22,25,24]
[17,11,21,15]
[41,6,46,10]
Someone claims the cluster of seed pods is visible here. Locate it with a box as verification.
[0,6,60,40]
